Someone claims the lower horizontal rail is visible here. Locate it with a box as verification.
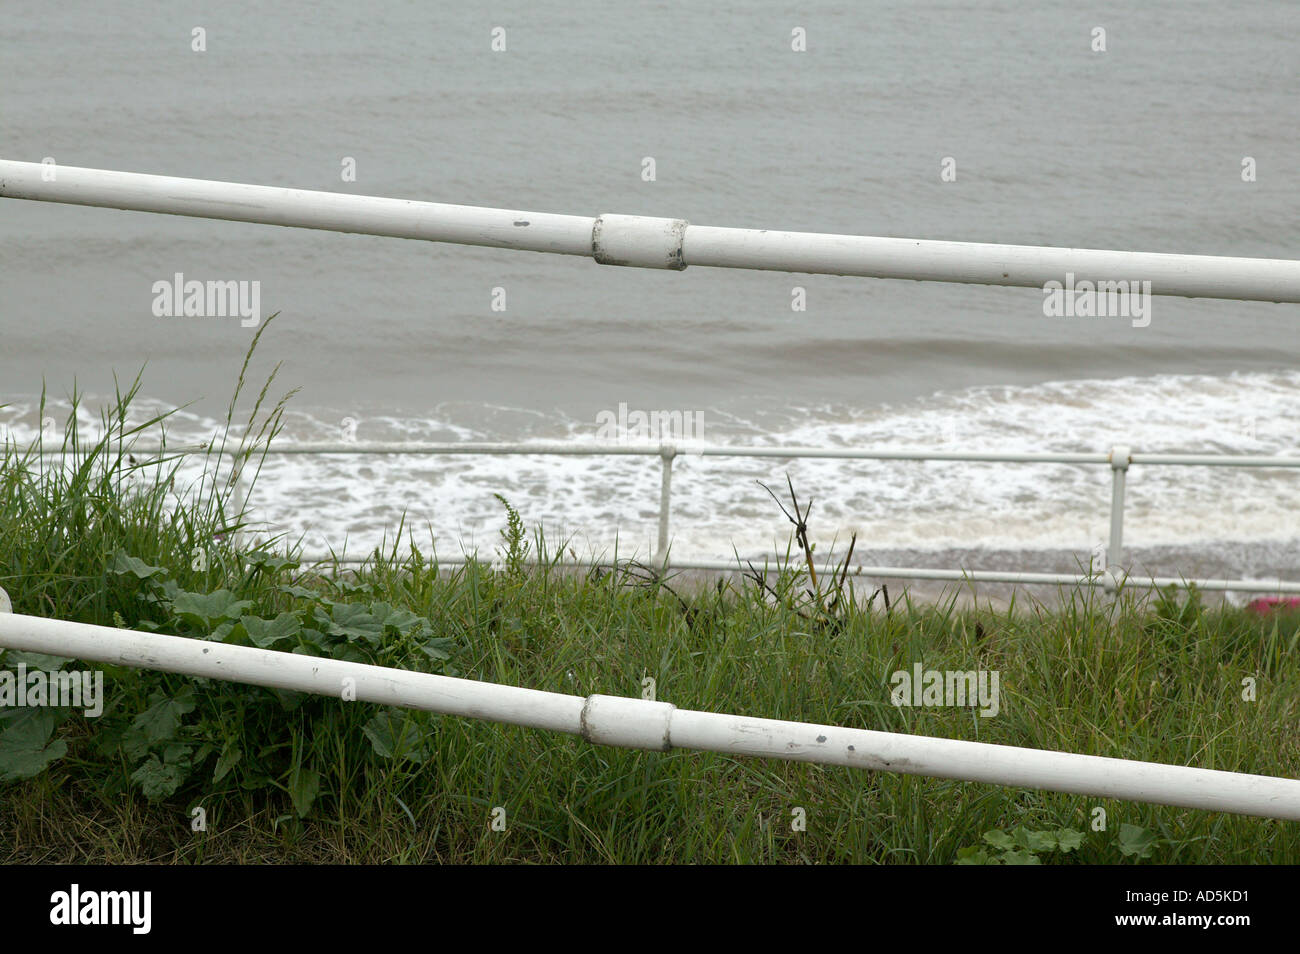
[0,611,1296,820]
[298,553,1300,594]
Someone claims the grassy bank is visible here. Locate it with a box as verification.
[2,354,1297,864]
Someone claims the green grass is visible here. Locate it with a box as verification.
[1,344,1298,863]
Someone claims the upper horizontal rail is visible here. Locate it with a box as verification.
[4,160,1300,301]
[17,440,1300,468]
[0,161,595,255]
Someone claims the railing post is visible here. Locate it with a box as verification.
[227,451,246,552]
[656,443,676,566]
[1107,444,1132,590]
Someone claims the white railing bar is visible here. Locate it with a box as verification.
[1128,453,1300,467]
[291,554,1300,594]
[0,162,595,256]
[4,160,1300,301]
[0,609,1296,820]
[16,441,1300,468]
[13,438,1297,591]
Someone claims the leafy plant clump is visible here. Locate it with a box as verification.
[955,823,1159,864]
[0,327,453,820]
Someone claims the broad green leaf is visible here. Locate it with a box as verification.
[1023,829,1059,852]
[213,742,242,783]
[129,689,196,748]
[288,765,320,818]
[327,602,432,645]
[1117,824,1158,859]
[1056,829,1085,853]
[982,829,1015,850]
[277,584,320,600]
[1001,849,1042,865]
[130,754,188,801]
[0,709,68,780]
[328,603,386,644]
[3,650,70,671]
[109,550,167,580]
[246,552,299,574]
[161,741,192,764]
[419,637,454,661]
[378,605,427,636]
[170,589,254,628]
[332,579,375,596]
[954,845,991,865]
[239,612,302,648]
[362,710,429,763]
[296,628,329,653]
[330,643,368,663]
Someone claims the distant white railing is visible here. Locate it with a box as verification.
[3,160,1297,591]
[1,606,1298,821]
[33,440,1300,594]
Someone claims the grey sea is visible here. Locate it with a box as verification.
[2,1,1297,586]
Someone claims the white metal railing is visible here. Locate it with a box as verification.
[5,162,1300,824]
[1,605,1297,821]
[4,160,1300,300]
[3,161,1297,590]
[27,439,1300,594]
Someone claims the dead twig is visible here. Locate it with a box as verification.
[744,559,814,621]
[618,559,699,629]
[827,532,858,615]
[758,476,823,610]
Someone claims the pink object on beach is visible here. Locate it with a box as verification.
[1246,597,1300,615]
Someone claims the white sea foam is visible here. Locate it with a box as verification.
[4,370,1297,571]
